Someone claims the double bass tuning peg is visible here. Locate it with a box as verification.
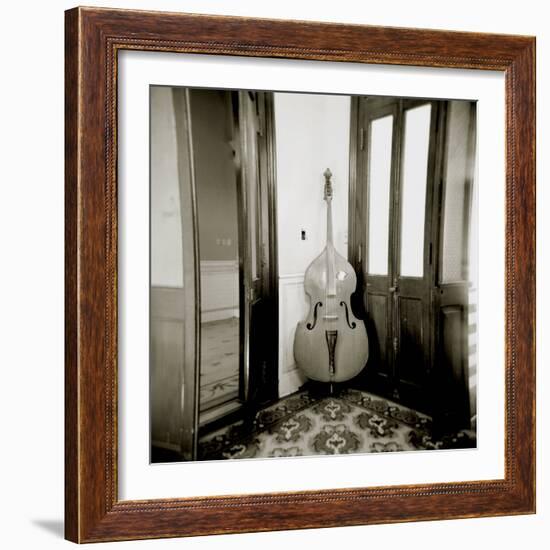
[323,168,333,200]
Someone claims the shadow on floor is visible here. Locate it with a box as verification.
[31,519,64,539]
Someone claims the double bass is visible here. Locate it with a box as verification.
[294,169,369,383]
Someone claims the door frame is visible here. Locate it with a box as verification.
[170,89,279,457]
[194,89,279,438]
[234,90,279,408]
[170,87,201,460]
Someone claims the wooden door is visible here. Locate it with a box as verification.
[237,91,278,407]
[393,100,440,408]
[352,97,441,412]
[351,96,475,428]
[150,88,278,461]
[150,87,200,461]
[353,100,397,396]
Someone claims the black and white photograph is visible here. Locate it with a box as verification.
[150,87,478,463]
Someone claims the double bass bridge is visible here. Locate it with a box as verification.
[322,314,339,321]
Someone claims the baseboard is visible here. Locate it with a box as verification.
[279,364,307,397]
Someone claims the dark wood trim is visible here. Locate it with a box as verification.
[262,91,280,401]
[233,90,279,405]
[231,89,248,404]
[64,7,79,543]
[237,90,252,402]
[65,6,535,542]
[432,102,449,288]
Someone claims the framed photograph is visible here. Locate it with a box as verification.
[65,6,536,542]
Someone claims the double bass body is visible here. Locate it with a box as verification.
[294,169,369,383]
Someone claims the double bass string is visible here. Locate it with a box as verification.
[325,169,334,382]
[324,168,332,382]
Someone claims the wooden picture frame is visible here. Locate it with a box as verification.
[65,6,536,543]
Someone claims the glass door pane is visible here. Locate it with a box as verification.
[367,115,393,275]
[399,104,431,277]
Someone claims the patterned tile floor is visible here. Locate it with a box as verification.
[198,388,476,460]
[200,318,239,410]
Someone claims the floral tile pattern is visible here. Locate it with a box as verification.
[311,424,361,455]
[355,410,399,438]
[311,399,353,422]
[198,387,476,461]
[371,441,403,453]
[271,415,313,443]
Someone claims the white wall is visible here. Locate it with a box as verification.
[1,2,547,550]
[275,92,350,276]
[274,92,351,395]
[150,87,184,287]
